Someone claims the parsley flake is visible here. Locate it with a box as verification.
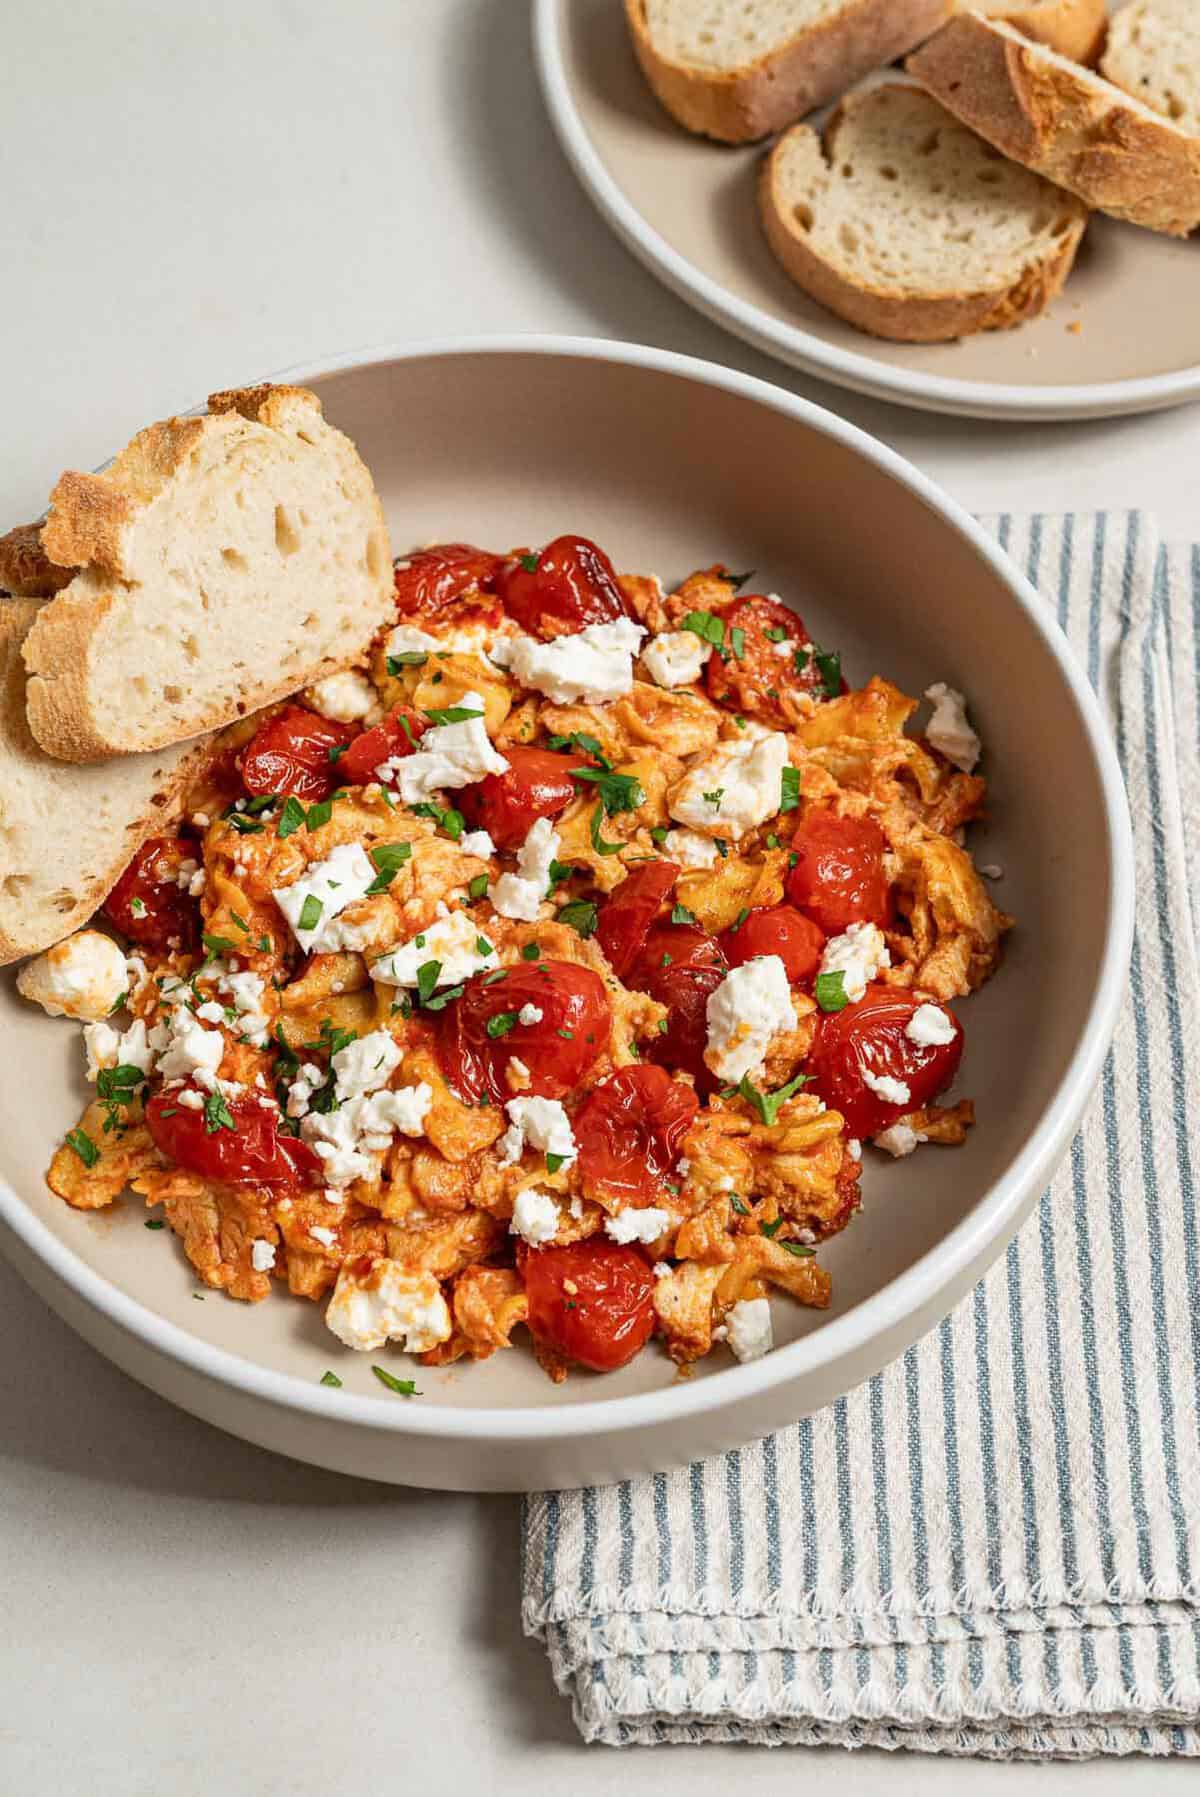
[780,766,801,814]
[65,1128,99,1167]
[386,651,428,673]
[814,970,849,1013]
[366,840,413,895]
[320,1369,343,1388]
[277,796,306,839]
[298,894,323,933]
[371,1366,421,1397]
[558,899,598,939]
[486,1011,519,1039]
[737,1071,812,1127]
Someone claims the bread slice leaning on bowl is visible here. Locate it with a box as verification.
[908,12,1200,236]
[1102,0,1200,137]
[624,0,954,143]
[20,384,394,763]
[952,0,1107,66]
[758,82,1088,343]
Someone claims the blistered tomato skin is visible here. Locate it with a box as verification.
[393,544,502,617]
[337,705,427,786]
[522,1237,656,1372]
[595,861,681,979]
[437,960,612,1105]
[720,904,826,985]
[704,595,832,725]
[786,808,892,936]
[628,923,727,1093]
[575,1065,698,1205]
[239,705,353,803]
[497,534,626,638]
[145,1088,324,1188]
[103,837,201,954]
[458,746,578,850]
[807,984,964,1138]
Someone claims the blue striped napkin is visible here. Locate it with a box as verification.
[522,513,1200,1757]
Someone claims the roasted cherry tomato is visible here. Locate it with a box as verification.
[807,984,964,1138]
[575,1065,697,1206]
[595,860,681,979]
[522,1237,656,1372]
[705,595,836,726]
[437,960,611,1104]
[458,746,579,850]
[337,705,428,786]
[786,808,891,936]
[628,923,727,1092]
[392,543,501,617]
[102,836,201,954]
[720,904,826,986]
[146,1088,323,1188]
[239,705,353,803]
[497,534,626,638]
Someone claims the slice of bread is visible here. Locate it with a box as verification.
[21,384,393,763]
[0,599,215,963]
[909,14,1200,236]
[1103,0,1200,137]
[624,0,953,143]
[758,82,1087,342]
[952,0,1107,66]
[0,522,74,598]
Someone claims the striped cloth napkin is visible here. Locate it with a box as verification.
[522,513,1200,1757]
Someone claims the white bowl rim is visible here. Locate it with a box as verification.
[531,0,1200,423]
[0,332,1136,1445]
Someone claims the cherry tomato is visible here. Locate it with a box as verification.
[102,836,201,953]
[720,904,826,985]
[239,705,353,803]
[807,983,964,1138]
[628,924,727,1092]
[575,1065,697,1206]
[337,705,428,786]
[458,746,578,850]
[392,543,501,617]
[595,860,681,979]
[522,1237,655,1372]
[786,808,891,936]
[146,1088,323,1188]
[437,960,611,1104]
[705,596,836,726]
[497,534,626,638]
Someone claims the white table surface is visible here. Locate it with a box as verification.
[2,4,1195,1792]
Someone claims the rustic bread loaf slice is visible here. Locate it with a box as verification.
[0,599,215,963]
[758,82,1087,342]
[1102,0,1200,137]
[953,0,1106,66]
[624,0,953,143]
[0,522,74,598]
[909,13,1200,235]
[22,384,393,763]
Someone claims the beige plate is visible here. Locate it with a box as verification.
[535,0,1200,421]
[0,339,1133,1490]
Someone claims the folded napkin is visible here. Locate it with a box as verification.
[522,513,1200,1757]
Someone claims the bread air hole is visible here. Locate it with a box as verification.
[183,634,200,663]
[163,685,183,704]
[793,203,814,232]
[274,505,301,557]
[222,546,247,571]
[2,873,31,897]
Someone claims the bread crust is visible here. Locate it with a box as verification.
[625,0,953,143]
[908,14,1200,235]
[0,522,73,598]
[758,91,1086,343]
[956,1,1107,67]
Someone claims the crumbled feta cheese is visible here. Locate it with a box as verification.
[507,1057,532,1091]
[518,1003,544,1027]
[82,1016,154,1081]
[331,1029,402,1100]
[272,842,377,955]
[380,689,509,802]
[847,1137,862,1161]
[176,1089,204,1111]
[196,1000,226,1026]
[704,955,796,1084]
[250,1239,276,1273]
[669,731,789,840]
[150,1008,225,1088]
[287,1062,324,1119]
[459,828,496,859]
[980,863,1004,881]
[304,669,378,723]
[309,1226,337,1247]
[662,827,719,869]
[509,1186,561,1246]
[503,618,646,704]
[905,1002,956,1048]
[641,630,710,688]
[818,922,890,1004]
[863,1069,912,1107]
[771,637,794,658]
[17,929,129,1022]
[384,623,439,656]
[653,1261,672,1279]
[301,1081,432,1187]
[325,1259,452,1354]
[490,817,560,923]
[370,909,498,987]
[924,683,981,773]
[726,1297,773,1363]
[216,967,270,1047]
[605,1206,671,1245]
[677,1157,691,1177]
[497,1095,577,1167]
[874,1123,925,1158]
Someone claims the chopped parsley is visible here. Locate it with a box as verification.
[412,800,465,841]
[229,912,251,934]
[546,1152,567,1175]
[96,1061,147,1132]
[144,1218,166,1230]
[519,552,540,574]
[780,766,801,814]
[366,840,413,894]
[297,894,323,933]
[203,1090,236,1134]
[737,1070,811,1128]
[65,1127,99,1167]
[571,765,644,815]
[702,789,724,810]
[467,873,489,901]
[765,833,781,850]
[729,907,750,933]
[724,569,754,591]
[589,805,624,857]
[371,1366,421,1396]
[649,825,669,845]
[422,704,484,726]
[730,1194,750,1216]
[728,625,746,661]
[521,941,542,961]
[277,796,306,839]
[764,626,788,643]
[779,1239,817,1259]
[228,814,264,835]
[486,1011,519,1039]
[670,903,697,926]
[681,609,726,650]
[547,730,612,769]
[814,647,842,698]
[386,651,428,673]
[415,960,443,1006]
[328,743,348,764]
[558,899,598,939]
[202,932,236,956]
[305,796,333,832]
[319,1369,343,1388]
[814,970,849,1013]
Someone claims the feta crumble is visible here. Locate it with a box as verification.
[459,828,496,859]
[324,1259,452,1354]
[605,1206,670,1245]
[863,1069,912,1107]
[509,1186,561,1246]
[304,669,378,724]
[704,955,797,1085]
[669,731,789,840]
[874,1123,925,1158]
[818,922,890,1005]
[501,618,646,704]
[726,1297,773,1363]
[497,1095,577,1167]
[272,842,377,955]
[662,827,719,869]
[924,683,981,773]
[379,689,509,802]
[641,630,710,688]
[370,909,498,987]
[905,1003,956,1048]
[518,1003,544,1027]
[250,1239,277,1273]
[83,1016,154,1081]
[17,930,129,1022]
[490,817,560,923]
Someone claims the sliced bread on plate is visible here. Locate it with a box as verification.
[952,0,1107,66]
[0,522,74,598]
[1102,0,1200,137]
[624,0,953,143]
[21,383,393,763]
[908,13,1200,235]
[758,82,1088,342]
